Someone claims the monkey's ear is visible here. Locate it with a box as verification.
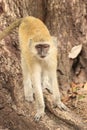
[51,36,58,47]
[29,39,32,47]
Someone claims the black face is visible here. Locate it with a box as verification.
[35,44,50,58]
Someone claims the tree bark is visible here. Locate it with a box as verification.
[44,0,87,88]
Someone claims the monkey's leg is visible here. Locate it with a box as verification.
[50,69,68,111]
[42,70,52,93]
[31,65,45,122]
[21,58,34,102]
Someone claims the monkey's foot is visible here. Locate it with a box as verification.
[34,112,45,122]
[25,95,34,103]
[54,101,68,111]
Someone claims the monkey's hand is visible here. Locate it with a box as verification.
[34,109,45,122]
[54,100,68,111]
[25,95,34,103]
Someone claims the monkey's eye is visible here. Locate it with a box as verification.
[35,44,50,49]
[35,44,41,49]
[43,44,50,48]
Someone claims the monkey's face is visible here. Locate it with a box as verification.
[35,43,50,58]
[29,41,51,59]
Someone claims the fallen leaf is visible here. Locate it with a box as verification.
[68,44,82,59]
[84,120,87,123]
[78,94,85,100]
[84,82,87,90]
[56,128,60,130]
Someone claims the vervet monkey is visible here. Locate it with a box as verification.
[19,16,67,122]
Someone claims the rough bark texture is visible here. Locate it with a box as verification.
[0,0,87,130]
[45,0,87,89]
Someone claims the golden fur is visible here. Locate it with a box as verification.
[19,16,67,122]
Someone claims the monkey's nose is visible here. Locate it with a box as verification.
[40,55,46,58]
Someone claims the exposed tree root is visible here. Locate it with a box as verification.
[44,90,87,130]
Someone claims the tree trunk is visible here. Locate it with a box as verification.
[0,0,87,130]
[45,0,87,89]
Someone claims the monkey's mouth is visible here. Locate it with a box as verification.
[37,53,48,59]
[40,55,46,58]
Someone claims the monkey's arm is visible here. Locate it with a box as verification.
[31,63,45,122]
[0,18,23,41]
[49,68,68,110]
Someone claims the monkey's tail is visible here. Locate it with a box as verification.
[0,18,23,41]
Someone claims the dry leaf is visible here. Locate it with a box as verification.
[84,82,87,90]
[56,128,60,130]
[84,120,87,123]
[68,44,82,59]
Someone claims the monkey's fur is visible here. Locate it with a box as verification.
[19,16,67,122]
